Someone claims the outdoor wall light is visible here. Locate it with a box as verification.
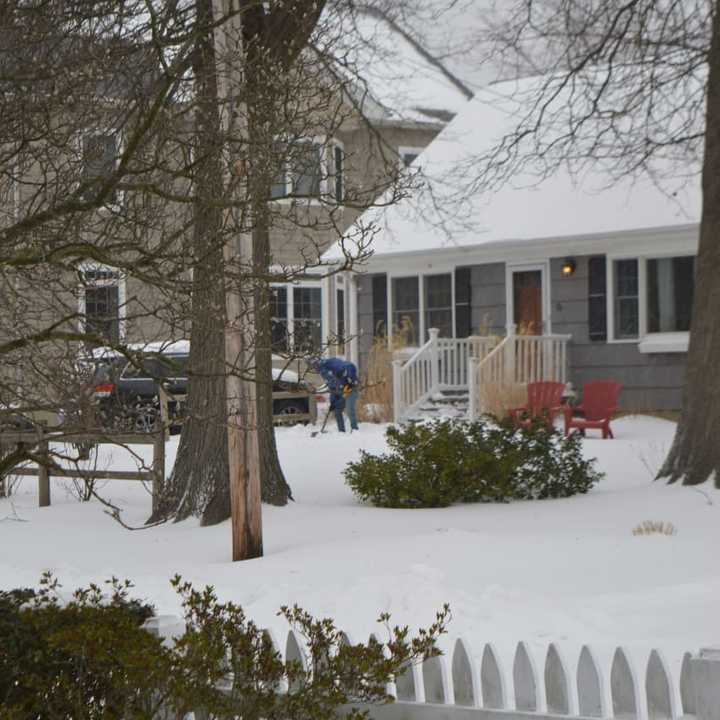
[561,258,576,277]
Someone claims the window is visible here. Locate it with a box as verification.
[613,259,639,339]
[270,139,343,202]
[392,276,420,345]
[271,286,289,352]
[293,286,322,352]
[424,273,452,338]
[291,142,322,197]
[647,256,694,333]
[372,274,388,337]
[81,268,123,344]
[588,256,607,341]
[81,132,119,203]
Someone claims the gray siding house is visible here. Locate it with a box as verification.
[321,79,700,415]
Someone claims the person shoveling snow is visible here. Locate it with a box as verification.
[312,357,359,433]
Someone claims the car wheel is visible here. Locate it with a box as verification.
[131,401,160,434]
[274,400,308,424]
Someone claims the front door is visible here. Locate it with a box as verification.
[513,270,543,335]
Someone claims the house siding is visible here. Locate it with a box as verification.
[550,256,687,411]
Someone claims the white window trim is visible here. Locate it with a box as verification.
[606,252,693,350]
[387,270,455,347]
[271,279,324,353]
[398,145,424,168]
[505,261,552,334]
[271,136,344,206]
[77,264,126,343]
[76,128,124,209]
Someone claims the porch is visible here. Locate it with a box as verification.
[391,326,571,423]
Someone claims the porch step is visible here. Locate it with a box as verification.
[411,389,470,422]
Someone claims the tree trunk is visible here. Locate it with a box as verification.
[148,0,230,526]
[253,212,293,506]
[658,2,720,488]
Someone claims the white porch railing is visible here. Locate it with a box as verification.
[392,327,571,423]
[392,330,500,423]
[467,329,572,420]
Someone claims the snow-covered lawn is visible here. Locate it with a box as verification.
[1,415,718,680]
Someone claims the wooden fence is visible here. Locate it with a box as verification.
[144,616,720,720]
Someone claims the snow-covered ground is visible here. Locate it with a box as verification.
[1,415,718,682]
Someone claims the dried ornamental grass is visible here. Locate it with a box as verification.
[632,520,677,536]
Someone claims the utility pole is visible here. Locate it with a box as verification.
[212,0,263,560]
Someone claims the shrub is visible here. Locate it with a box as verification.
[0,573,449,719]
[344,418,602,508]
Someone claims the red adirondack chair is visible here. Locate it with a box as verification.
[508,381,566,429]
[564,381,622,439]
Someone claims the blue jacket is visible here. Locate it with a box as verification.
[317,358,358,395]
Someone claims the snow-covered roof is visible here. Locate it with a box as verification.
[340,2,506,124]
[324,75,701,263]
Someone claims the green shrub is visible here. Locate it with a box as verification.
[344,418,602,508]
[0,573,449,720]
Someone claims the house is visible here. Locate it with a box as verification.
[321,77,700,417]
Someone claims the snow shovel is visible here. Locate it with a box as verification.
[311,406,332,437]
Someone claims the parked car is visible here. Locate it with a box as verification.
[87,344,318,433]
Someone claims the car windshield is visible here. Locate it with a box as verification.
[121,354,188,380]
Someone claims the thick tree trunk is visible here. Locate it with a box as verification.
[148,0,230,525]
[253,212,293,506]
[658,2,720,488]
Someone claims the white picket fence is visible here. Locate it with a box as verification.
[145,616,720,720]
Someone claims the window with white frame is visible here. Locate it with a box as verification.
[392,276,420,345]
[424,273,453,338]
[81,131,120,203]
[80,267,124,344]
[647,256,694,333]
[270,139,343,202]
[612,259,639,339]
[270,283,323,353]
[609,254,695,342]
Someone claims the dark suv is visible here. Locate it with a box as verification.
[90,349,317,432]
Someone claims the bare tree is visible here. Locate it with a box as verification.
[476,0,717,486]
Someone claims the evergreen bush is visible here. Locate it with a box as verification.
[344,418,602,508]
[0,573,449,719]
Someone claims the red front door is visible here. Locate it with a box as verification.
[513,270,543,335]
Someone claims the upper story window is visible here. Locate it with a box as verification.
[270,138,343,203]
[81,131,120,203]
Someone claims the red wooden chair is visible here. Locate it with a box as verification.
[564,381,622,439]
[508,381,566,430]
